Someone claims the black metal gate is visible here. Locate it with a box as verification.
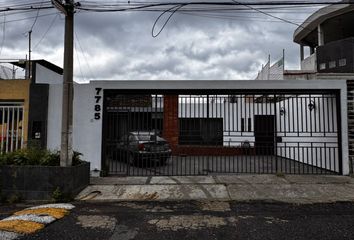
[102,90,341,176]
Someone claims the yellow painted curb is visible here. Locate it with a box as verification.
[0,220,44,234]
[14,208,69,219]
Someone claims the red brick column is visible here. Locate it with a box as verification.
[163,95,179,153]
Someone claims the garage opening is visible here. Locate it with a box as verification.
[102,90,341,176]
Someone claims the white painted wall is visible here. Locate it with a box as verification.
[34,63,63,151]
[46,84,62,150]
[73,83,103,171]
[35,64,62,84]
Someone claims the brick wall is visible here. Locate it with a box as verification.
[162,95,254,156]
[174,145,255,156]
[163,95,179,152]
[347,80,354,174]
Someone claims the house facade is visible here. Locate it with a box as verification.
[1,2,353,177]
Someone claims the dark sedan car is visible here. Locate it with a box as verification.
[117,131,172,166]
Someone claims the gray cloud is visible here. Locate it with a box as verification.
[0,2,319,82]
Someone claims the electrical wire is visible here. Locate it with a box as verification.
[230,0,302,28]
[74,39,86,81]
[29,0,44,31]
[0,12,58,26]
[33,13,59,50]
[152,4,186,37]
[74,30,95,79]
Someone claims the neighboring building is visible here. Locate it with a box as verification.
[256,0,354,80]
[255,0,354,174]
[0,60,63,153]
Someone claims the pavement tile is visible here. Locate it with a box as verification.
[91,177,148,185]
[284,175,352,184]
[216,175,289,184]
[88,184,229,201]
[150,176,216,184]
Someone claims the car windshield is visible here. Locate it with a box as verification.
[137,134,155,141]
[135,133,163,141]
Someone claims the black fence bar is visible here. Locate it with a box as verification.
[102,91,341,176]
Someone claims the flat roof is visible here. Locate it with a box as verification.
[11,59,63,75]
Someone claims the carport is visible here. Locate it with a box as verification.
[69,80,349,176]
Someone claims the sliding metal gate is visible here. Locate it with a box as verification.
[102,90,341,176]
[0,104,24,153]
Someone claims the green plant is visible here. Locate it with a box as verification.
[41,151,60,166]
[51,187,73,203]
[0,148,85,166]
[72,151,83,166]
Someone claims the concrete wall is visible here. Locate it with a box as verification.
[301,53,317,71]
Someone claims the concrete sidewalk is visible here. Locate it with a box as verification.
[76,175,354,204]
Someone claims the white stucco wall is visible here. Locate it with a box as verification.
[46,84,62,150]
[73,83,103,171]
[35,64,63,84]
[34,63,63,151]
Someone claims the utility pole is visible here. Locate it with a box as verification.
[28,30,32,80]
[52,0,75,166]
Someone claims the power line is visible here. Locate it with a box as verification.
[74,39,86,81]
[0,12,58,26]
[33,13,59,50]
[29,0,44,31]
[230,0,302,28]
[74,30,95,79]
[152,4,186,37]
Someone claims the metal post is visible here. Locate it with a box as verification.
[300,44,304,62]
[28,30,32,80]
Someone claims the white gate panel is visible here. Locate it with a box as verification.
[0,104,24,153]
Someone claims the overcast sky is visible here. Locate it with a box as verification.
[0,1,325,82]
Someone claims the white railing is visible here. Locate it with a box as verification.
[0,105,24,153]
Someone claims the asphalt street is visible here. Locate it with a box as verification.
[4,201,354,240]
